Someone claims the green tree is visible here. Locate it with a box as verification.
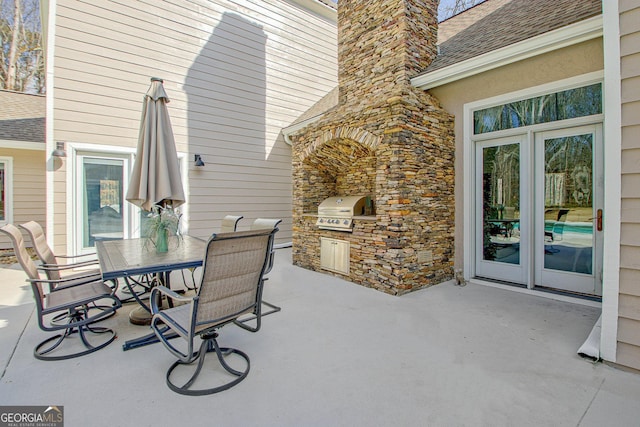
[0,0,43,93]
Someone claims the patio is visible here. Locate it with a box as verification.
[1,248,640,426]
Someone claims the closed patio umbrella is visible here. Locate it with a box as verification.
[126,77,185,211]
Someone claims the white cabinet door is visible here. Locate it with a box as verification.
[320,237,350,275]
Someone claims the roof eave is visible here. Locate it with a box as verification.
[289,0,337,21]
[282,113,328,145]
[0,140,46,150]
[411,15,603,90]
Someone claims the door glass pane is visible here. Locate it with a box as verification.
[82,158,124,248]
[482,144,520,264]
[543,134,593,274]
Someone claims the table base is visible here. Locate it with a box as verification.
[129,306,152,326]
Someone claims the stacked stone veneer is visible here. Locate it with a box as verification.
[291,0,455,295]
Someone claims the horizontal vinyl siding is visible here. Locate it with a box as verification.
[52,0,338,245]
[618,0,640,369]
[0,148,46,249]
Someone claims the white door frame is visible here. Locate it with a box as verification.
[463,72,605,290]
[69,145,136,255]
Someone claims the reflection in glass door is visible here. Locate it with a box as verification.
[77,156,130,253]
[536,126,602,295]
[475,135,528,284]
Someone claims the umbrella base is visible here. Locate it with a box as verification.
[129,306,152,326]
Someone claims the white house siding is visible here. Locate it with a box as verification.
[618,0,640,371]
[0,148,46,249]
[50,0,337,251]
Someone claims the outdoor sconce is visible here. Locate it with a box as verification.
[194,154,205,167]
[52,142,66,157]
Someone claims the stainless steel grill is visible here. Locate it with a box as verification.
[316,196,367,232]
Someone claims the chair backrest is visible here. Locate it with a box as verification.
[0,224,40,281]
[557,209,570,222]
[195,229,275,326]
[249,218,281,274]
[249,218,282,231]
[19,221,60,280]
[220,215,243,233]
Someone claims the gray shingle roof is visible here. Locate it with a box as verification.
[419,0,602,76]
[0,90,45,143]
[286,0,603,129]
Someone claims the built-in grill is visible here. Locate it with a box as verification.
[316,195,368,232]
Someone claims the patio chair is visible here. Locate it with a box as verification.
[149,228,276,395]
[19,221,101,286]
[181,215,245,292]
[20,221,124,314]
[233,218,282,331]
[0,224,122,360]
[250,218,282,274]
[544,209,570,254]
[220,215,244,233]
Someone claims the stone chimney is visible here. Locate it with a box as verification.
[291,0,455,295]
[338,0,439,105]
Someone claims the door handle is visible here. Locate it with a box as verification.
[594,209,603,231]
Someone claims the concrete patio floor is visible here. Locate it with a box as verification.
[1,248,640,426]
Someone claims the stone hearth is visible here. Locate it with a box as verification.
[290,0,455,295]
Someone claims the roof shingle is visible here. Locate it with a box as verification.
[0,90,45,143]
[419,0,602,76]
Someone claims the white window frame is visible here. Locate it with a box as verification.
[0,156,14,226]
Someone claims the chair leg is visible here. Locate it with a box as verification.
[34,309,117,361]
[165,331,250,395]
[234,300,281,332]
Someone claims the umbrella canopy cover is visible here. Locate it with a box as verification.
[126,78,186,211]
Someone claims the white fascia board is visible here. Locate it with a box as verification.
[412,15,603,90]
[289,0,337,21]
[0,140,45,150]
[282,114,326,145]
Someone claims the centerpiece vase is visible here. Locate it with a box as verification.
[156,228,169,253]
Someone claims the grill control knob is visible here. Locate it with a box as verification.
[343,220,349,225]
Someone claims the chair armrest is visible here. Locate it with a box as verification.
[56,253,96,260]
[28,274,104,292]
[150,286,194,314]
[40,260,99,271]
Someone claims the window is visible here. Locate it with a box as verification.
[0,157,13,225]
[473,83,602,134]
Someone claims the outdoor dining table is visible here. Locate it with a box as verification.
[96,235,206,350]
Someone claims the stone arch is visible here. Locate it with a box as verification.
[301,126,381,162]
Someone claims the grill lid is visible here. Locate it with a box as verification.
[316,195,367,231]
[317,196,367,217]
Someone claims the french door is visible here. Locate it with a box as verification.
[475,124,603,296]
[475,135,529,284]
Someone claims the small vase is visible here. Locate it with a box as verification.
[156,228,169,253]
